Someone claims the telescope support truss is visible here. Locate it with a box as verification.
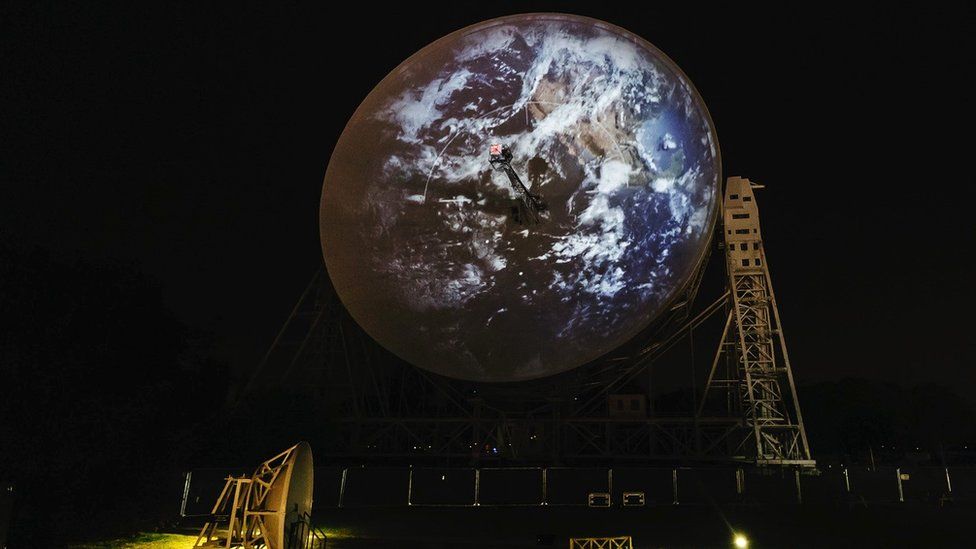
[236,178,814,468]
[699,177,814,466]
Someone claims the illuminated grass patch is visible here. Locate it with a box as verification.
[70,532,197,548]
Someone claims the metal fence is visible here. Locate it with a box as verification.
[181,465,974,515]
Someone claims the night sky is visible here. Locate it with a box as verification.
[4,3,973,394]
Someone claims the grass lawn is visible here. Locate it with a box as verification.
[70,533,198,549]
[69,528,349,548]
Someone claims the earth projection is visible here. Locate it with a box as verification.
[320,14,720,382]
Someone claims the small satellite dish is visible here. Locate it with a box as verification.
[195,442,321,549]
[244,441,314,548]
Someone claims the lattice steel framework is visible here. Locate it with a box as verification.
[236,177,815,467]
[234,268,731,464]
[699,177,813,465]
[569,537,633,549]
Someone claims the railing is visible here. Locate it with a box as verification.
[569,536,633,549]
[288,510,327,549]
[183,465,974,515]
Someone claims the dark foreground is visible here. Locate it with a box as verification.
[311,504,975,548]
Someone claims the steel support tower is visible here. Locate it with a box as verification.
[699,177,814,465]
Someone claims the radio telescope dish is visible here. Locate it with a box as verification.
[320,14,720,382]
[194,442,316,549]
[245,442,313,548]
